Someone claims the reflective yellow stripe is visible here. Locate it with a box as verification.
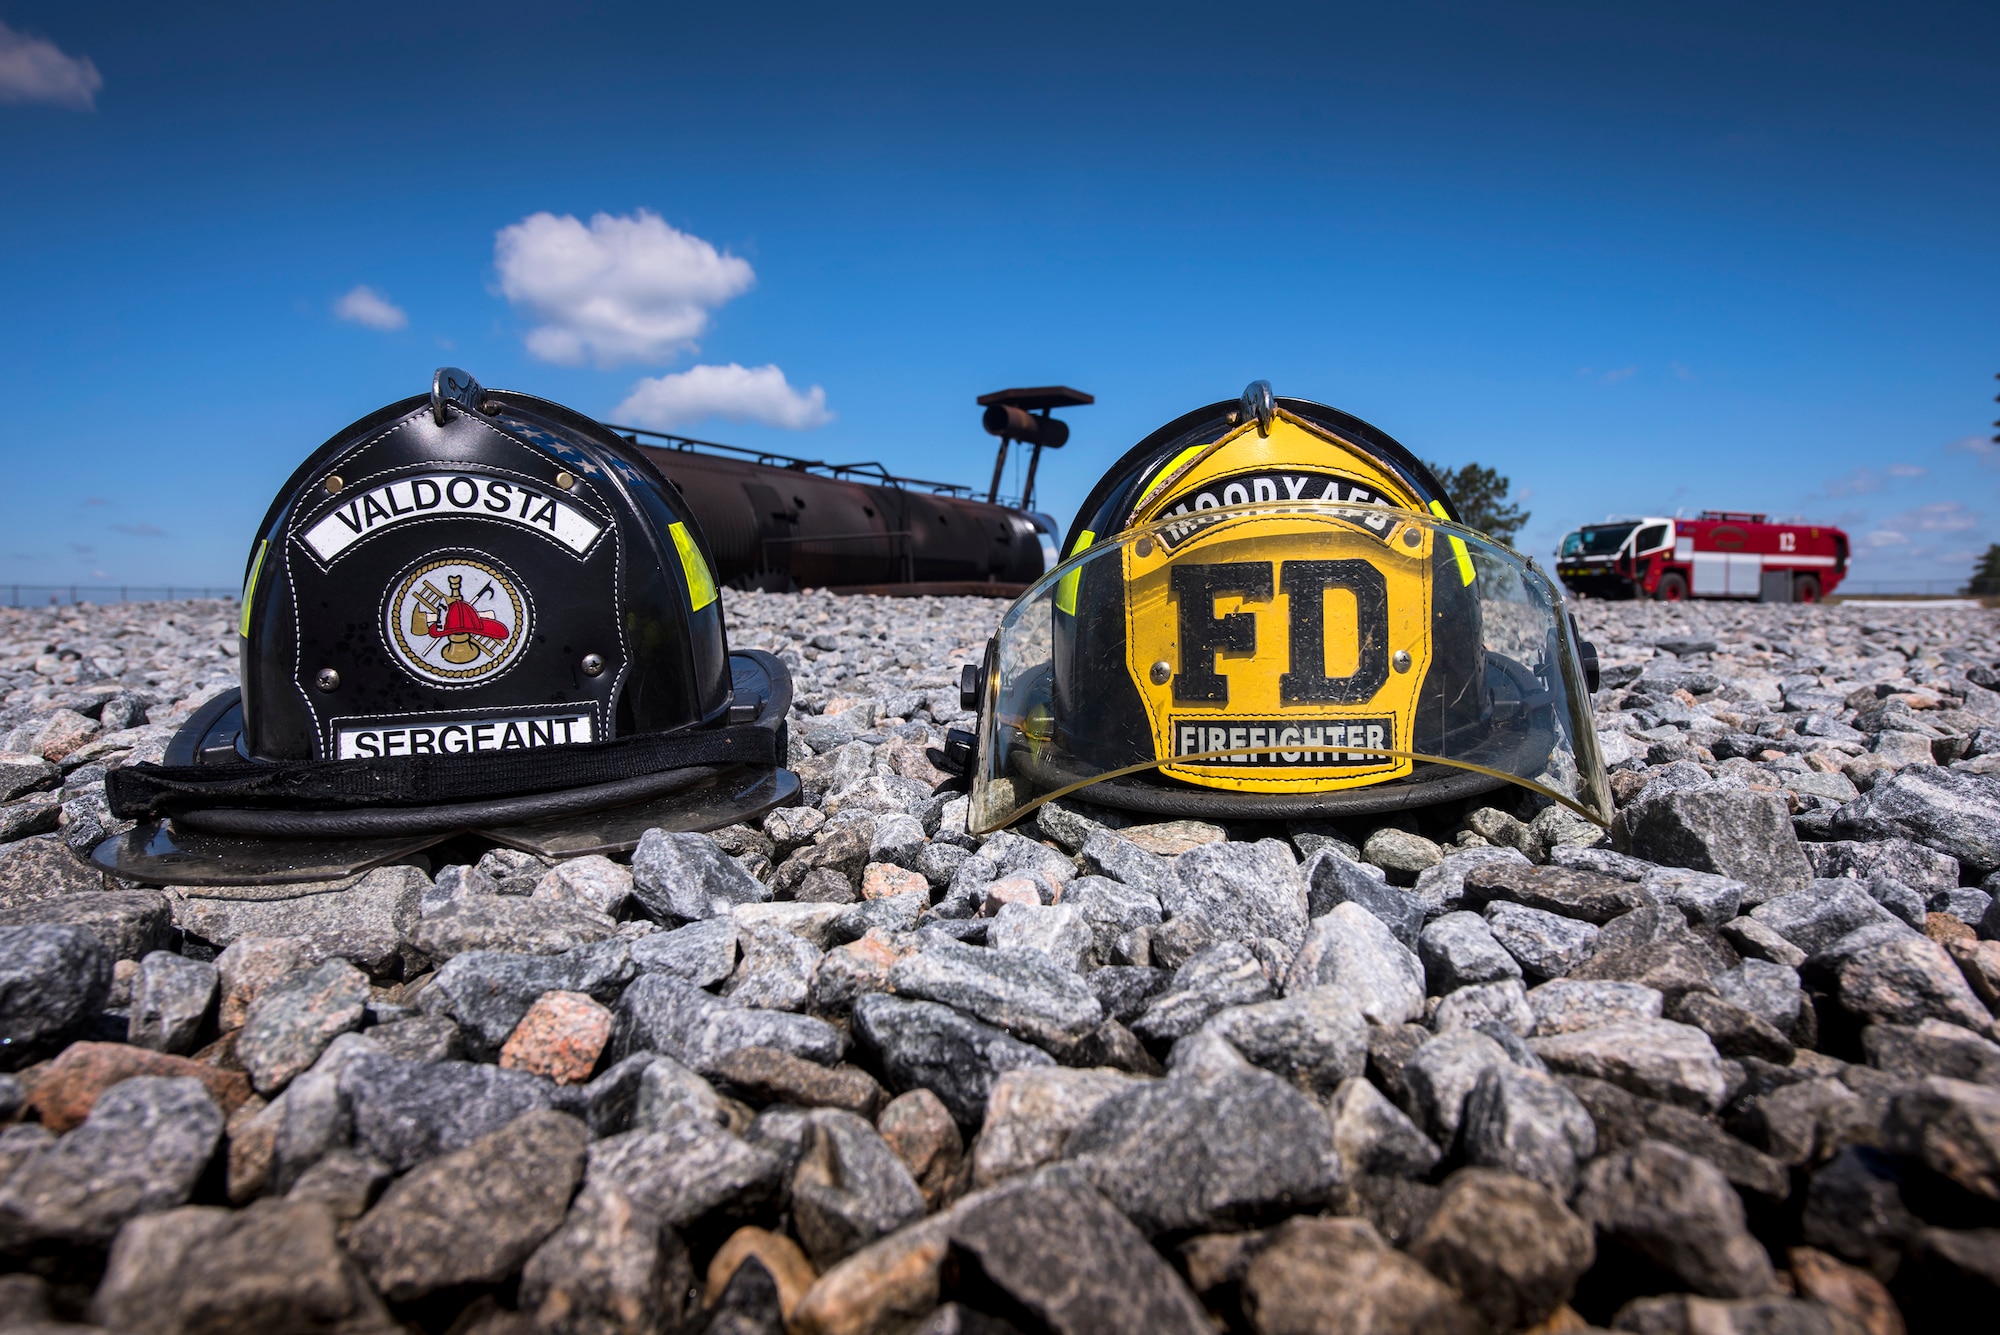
[1129,443,1211,518]
[669,521,718,611]
[237,540,267,638]
[1430,501,1476,586]
[1054,529,1095,615]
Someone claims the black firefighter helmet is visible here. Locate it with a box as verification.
[954,382,1609,833]
[96,369,798,885]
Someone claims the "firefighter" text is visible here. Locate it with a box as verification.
[1173,716,1394,766]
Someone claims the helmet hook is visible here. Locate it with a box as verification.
[431,367,486,426]
[1240,380,1274,437]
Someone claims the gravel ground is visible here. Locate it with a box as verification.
[1,590,1998,1333]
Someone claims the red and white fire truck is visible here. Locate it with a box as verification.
[1555,511,1849,603]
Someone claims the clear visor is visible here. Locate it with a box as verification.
[970,502,1608,834]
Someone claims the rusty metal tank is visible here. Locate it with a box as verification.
[615,427,1053,596]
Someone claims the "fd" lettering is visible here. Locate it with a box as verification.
[1170,563,1273,702]
[1168,559,1390,706]
[1279,559,1389,704]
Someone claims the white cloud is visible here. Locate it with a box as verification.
[1950,433,1998,466]
[334,285,408,331]
[1859,503,1980,555]
[1821,466,1887,497]
[0,22,101,110]
[1904,501,1978,532]
[613,364,832,431]
[1818,462,1929,500]
[495,210,754,367]
[1600,366,1637,384]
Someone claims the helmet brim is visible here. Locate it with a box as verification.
[1007,651,1561,821]
[91,650,799,885]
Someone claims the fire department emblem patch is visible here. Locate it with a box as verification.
[383,554,532,686]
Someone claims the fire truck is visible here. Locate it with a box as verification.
[1555,512,1848,602]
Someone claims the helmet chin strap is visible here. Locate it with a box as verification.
[107,716,779,823]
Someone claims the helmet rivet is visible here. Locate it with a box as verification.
[554,471,576,491]
[581,653,605,677]
[1149,660,1171,686]
[324,475,344,494]
[315,668,340,691]
[1392,650,1412,673]
[1402,527,1421,547]
[1134,537,1154,558]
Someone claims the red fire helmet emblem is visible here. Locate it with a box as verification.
[384,554,532,684]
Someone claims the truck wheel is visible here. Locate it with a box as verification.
[1794,574,1821,604]
[1656,572,1688,602]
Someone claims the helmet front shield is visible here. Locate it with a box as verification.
[969,502,1608,833]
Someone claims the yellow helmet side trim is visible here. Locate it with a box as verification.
[1126,442,1215,524]
[238,540,268,639]
[1430,501,1476,586]
[1054,529,1096,615]
[669,521,718,611]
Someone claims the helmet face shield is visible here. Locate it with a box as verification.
[969,501,1609,833]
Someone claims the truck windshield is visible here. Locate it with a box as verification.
[1578,523,1638,556]
[1559,532,1583,557]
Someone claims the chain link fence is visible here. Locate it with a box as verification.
[1836,580,1984,596]
[4,585,238,607]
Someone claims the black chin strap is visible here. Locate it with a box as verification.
[107,723,778,819]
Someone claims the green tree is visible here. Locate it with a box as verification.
[1967,543,2000,596]
[1426,461,1530,545]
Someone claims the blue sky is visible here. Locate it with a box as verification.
[1,2,1995,592]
